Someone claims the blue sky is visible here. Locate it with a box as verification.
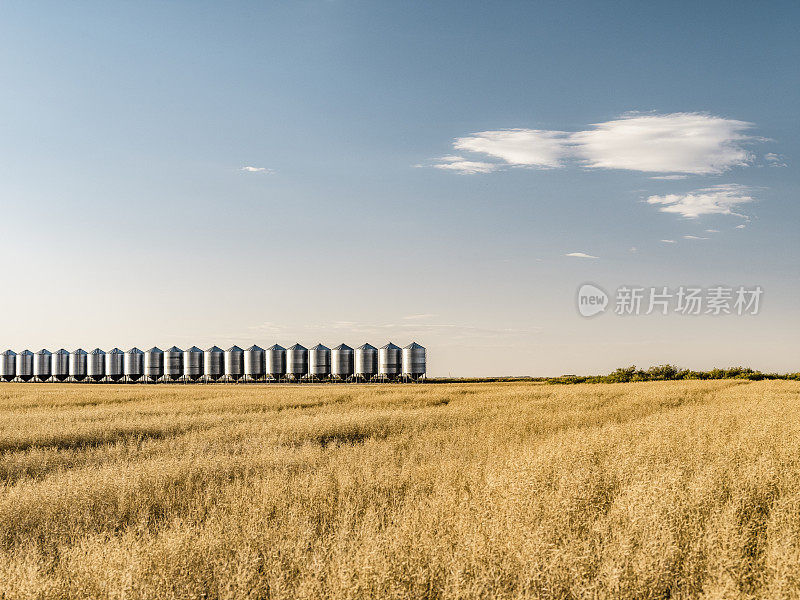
[0,1,798,375]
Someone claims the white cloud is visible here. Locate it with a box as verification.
[452,129,571,168]
[765,153,787,167]
[565,252,599,259]
[660,239,676,243]
[571,113,754,174]
[651,175,689,180]
[736,224,747,229]
[433,155,497,174]
[646,184,754,219]
[240,166,273,173]
[683,235,709,240]
[705,229,720,233]
[435,112,759,175]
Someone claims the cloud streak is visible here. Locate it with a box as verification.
[240,166,273,173]
[434,112,761,175]
[565,252,599,259]
[646,184,754,219]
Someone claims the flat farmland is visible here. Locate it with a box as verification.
[0,380,799,599]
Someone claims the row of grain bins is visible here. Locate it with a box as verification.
[0,343,426,383]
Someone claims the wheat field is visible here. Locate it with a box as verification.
[0,380,798,599]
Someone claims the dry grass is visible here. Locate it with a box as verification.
[0,380,799,599]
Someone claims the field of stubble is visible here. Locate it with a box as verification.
[0,380,799,599]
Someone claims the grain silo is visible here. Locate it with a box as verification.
[69,349,88,381]
[105,348,124,381]
[204,346,224,381]
[286,343,308,380]
[0,350,16,381]
[33,349,52,382]
[87,348,106,382]
[265,344,286,380]
[244,345,265,381]
[164,346,183,382]
[354,343,377,380]
[331,343,354,380]
[309,343,330,379]
[124,348,144,381]
[52,349,70,381]
[16,350,34,382]
[402,342,426,380]
[183,346,203,381]
[378,342,402,380]
[144,347,164,382]
[224,346,244,381]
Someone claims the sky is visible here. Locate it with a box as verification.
[0,0,798,376]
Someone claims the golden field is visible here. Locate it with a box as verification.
[0,380,799,599]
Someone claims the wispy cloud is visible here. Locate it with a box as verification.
[240,166,274,173]
[453,129,570,169]
[705,229,720,233]
[736,223,747,229]
[765,153,787,167]
[651,175,689,180]
[646,184,754,219]
[683,235,709,240]
[434,112,761,175]
[565,252,599,259]
[433,155,497,174]
[660,239,676,243]
[570,113,754,174]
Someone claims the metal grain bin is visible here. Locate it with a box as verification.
[224,346,244,380]
[204,346,224,380]
[354,343,377,378]
[309,343,330,378]
[70,349,88,381]
[87,348,106,381]
[105,348,124,381]
[402,342,426,377]
[144,347,164,380]
[164,346,183,380]
[265,344,286,378]
[124,348,144,381]
[0,350,16,381]
[33,349,52,380]
[286,343,308,378]
[331,344,354,378]
[244,345,265,379]
[378,342,402,377]
[52,349,70,381]
[183,346,203,380]
[16,350,33,381]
